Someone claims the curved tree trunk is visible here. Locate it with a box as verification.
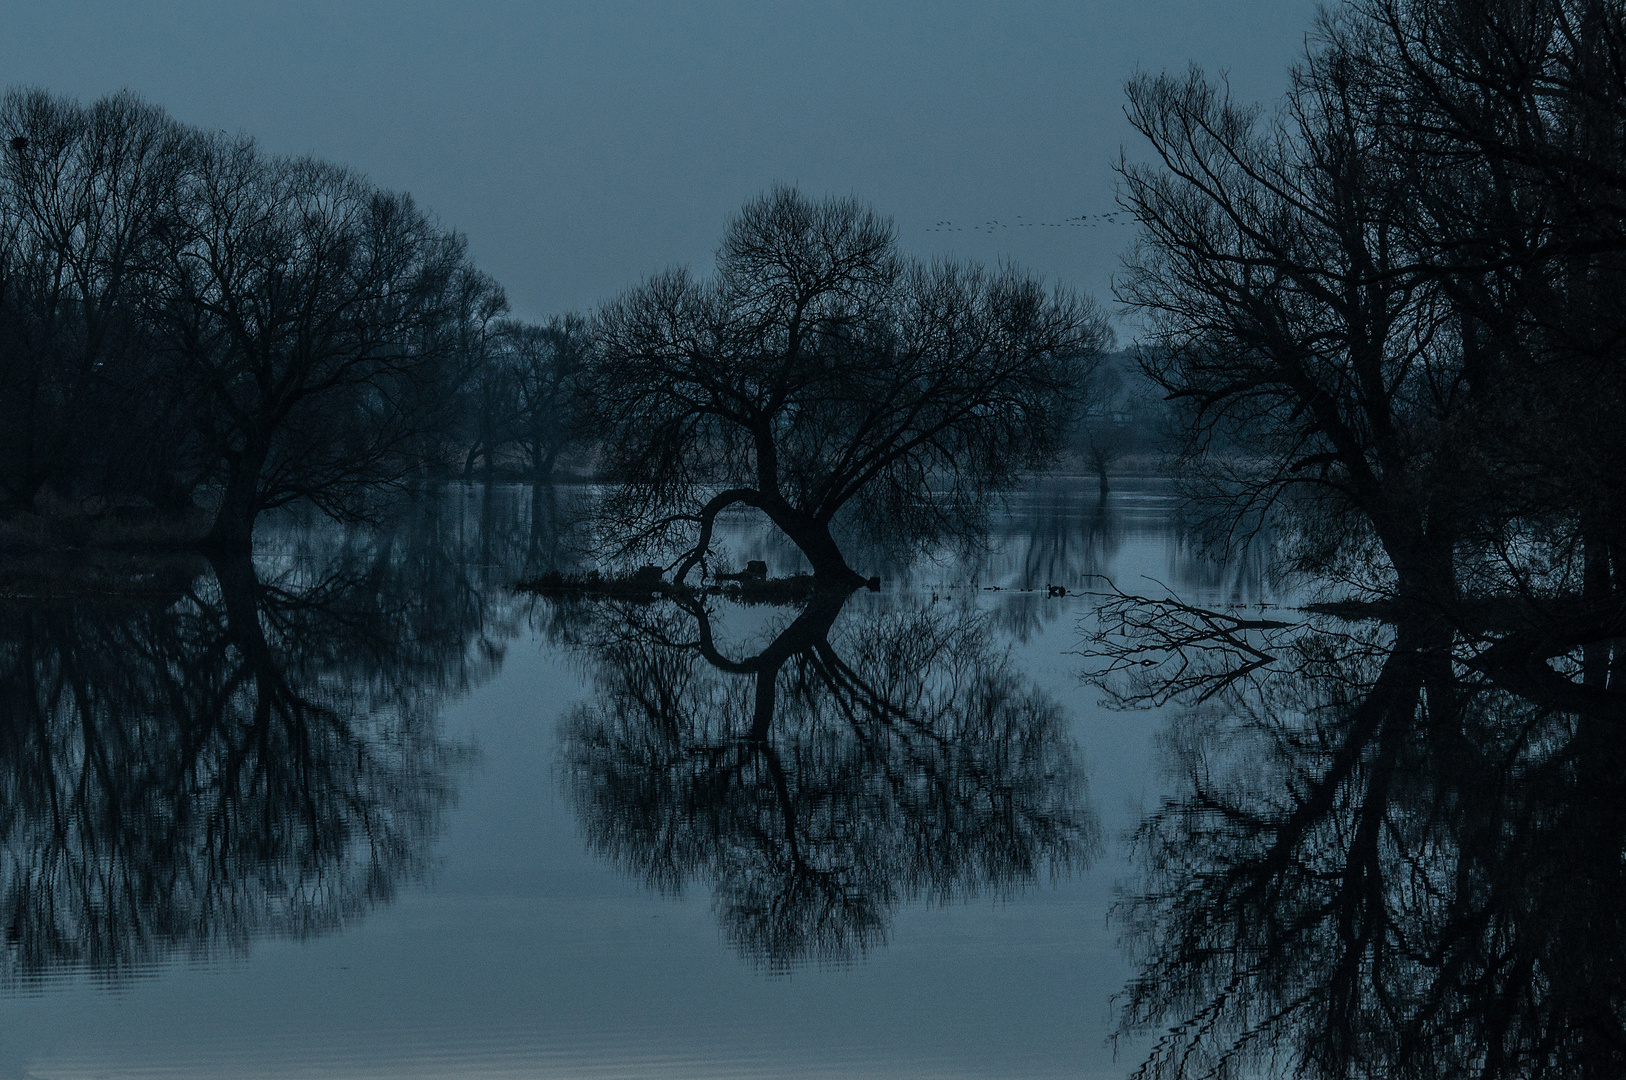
[674,489,867,591]
[203,443,268,554]
[762,501,866,590]
[1381,525,1457,624]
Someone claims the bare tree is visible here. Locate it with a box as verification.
[553,591,1096,968]
[150,136,472,551]
[589,186,1109,588]
[0,89,193,512]
[1345,0,1626,623]
[502,313,591,491]
[428,265,508,488]
[1118,58,1467,611]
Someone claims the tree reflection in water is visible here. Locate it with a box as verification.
[1100,606,1626,1078]
[553,589,1098,969]
[0,513,504,986]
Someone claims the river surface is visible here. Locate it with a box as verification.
[6,476,1593,1079]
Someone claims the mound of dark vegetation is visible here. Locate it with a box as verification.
[514,568,823,604]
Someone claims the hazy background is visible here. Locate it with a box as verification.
[1,0,1316,328]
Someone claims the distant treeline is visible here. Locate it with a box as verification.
[0,88,586,551]
[1067,350,1171,495]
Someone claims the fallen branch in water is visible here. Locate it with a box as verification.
[1073,577,1301,707]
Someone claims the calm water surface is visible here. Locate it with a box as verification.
[0,477,1282,1078]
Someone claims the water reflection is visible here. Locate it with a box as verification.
[689,475,1277,648]
[550,589,1099,970]
[523,481,591,579]
[1111,614,1626,1078]
[0,508,506,987]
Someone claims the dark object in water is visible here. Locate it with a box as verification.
[514,568,820,604]
[867,576,882,591]
[1047,584,1067,598]
[714,560,768,582]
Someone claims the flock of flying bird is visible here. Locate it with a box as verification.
[925,211,1128,233]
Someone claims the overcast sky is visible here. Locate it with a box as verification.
[2,1,1318,332]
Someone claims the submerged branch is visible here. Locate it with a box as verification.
[1075,577,1302,706]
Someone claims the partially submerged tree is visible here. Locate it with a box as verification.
[151,137,474,551]
[556,591,1095,968]
[590,186,1109,588]
[1122,1,1626,631]
[1071,357,1166,499]
[1349,0,1626,616]
[430,265,509,488]
[0,86,579,549]
[1119,60,1466,610]
[0,89,194,512]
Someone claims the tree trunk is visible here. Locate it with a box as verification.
[762,500,866,589]
[1390,544,1454,613]
[203,444,268,554]
[537,443,560,487]
[676,487,868,591]
[1376,507,1456,622]
[527,479,558,571]
[1583,516,1613,686]
[748,660,779,742]
[210,550,270,661]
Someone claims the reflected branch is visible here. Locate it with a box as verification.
[1078,578,1303,706]
[1111,608,1626,1079]
[550,590,1098,969]
[0,507,502,985]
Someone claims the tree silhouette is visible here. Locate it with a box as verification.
[551,590,1096,968]
[0,506,503,984]
[589,186,1108,589]
[0,89,193,513]
[1106,608,1626,1078]
[1119,61,1465,611]
[150,139,480,551]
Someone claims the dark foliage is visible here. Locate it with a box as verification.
[547,589,1097,969]
[588,186,1110,587]
[0,88,504,552]
[0,506,506,982]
